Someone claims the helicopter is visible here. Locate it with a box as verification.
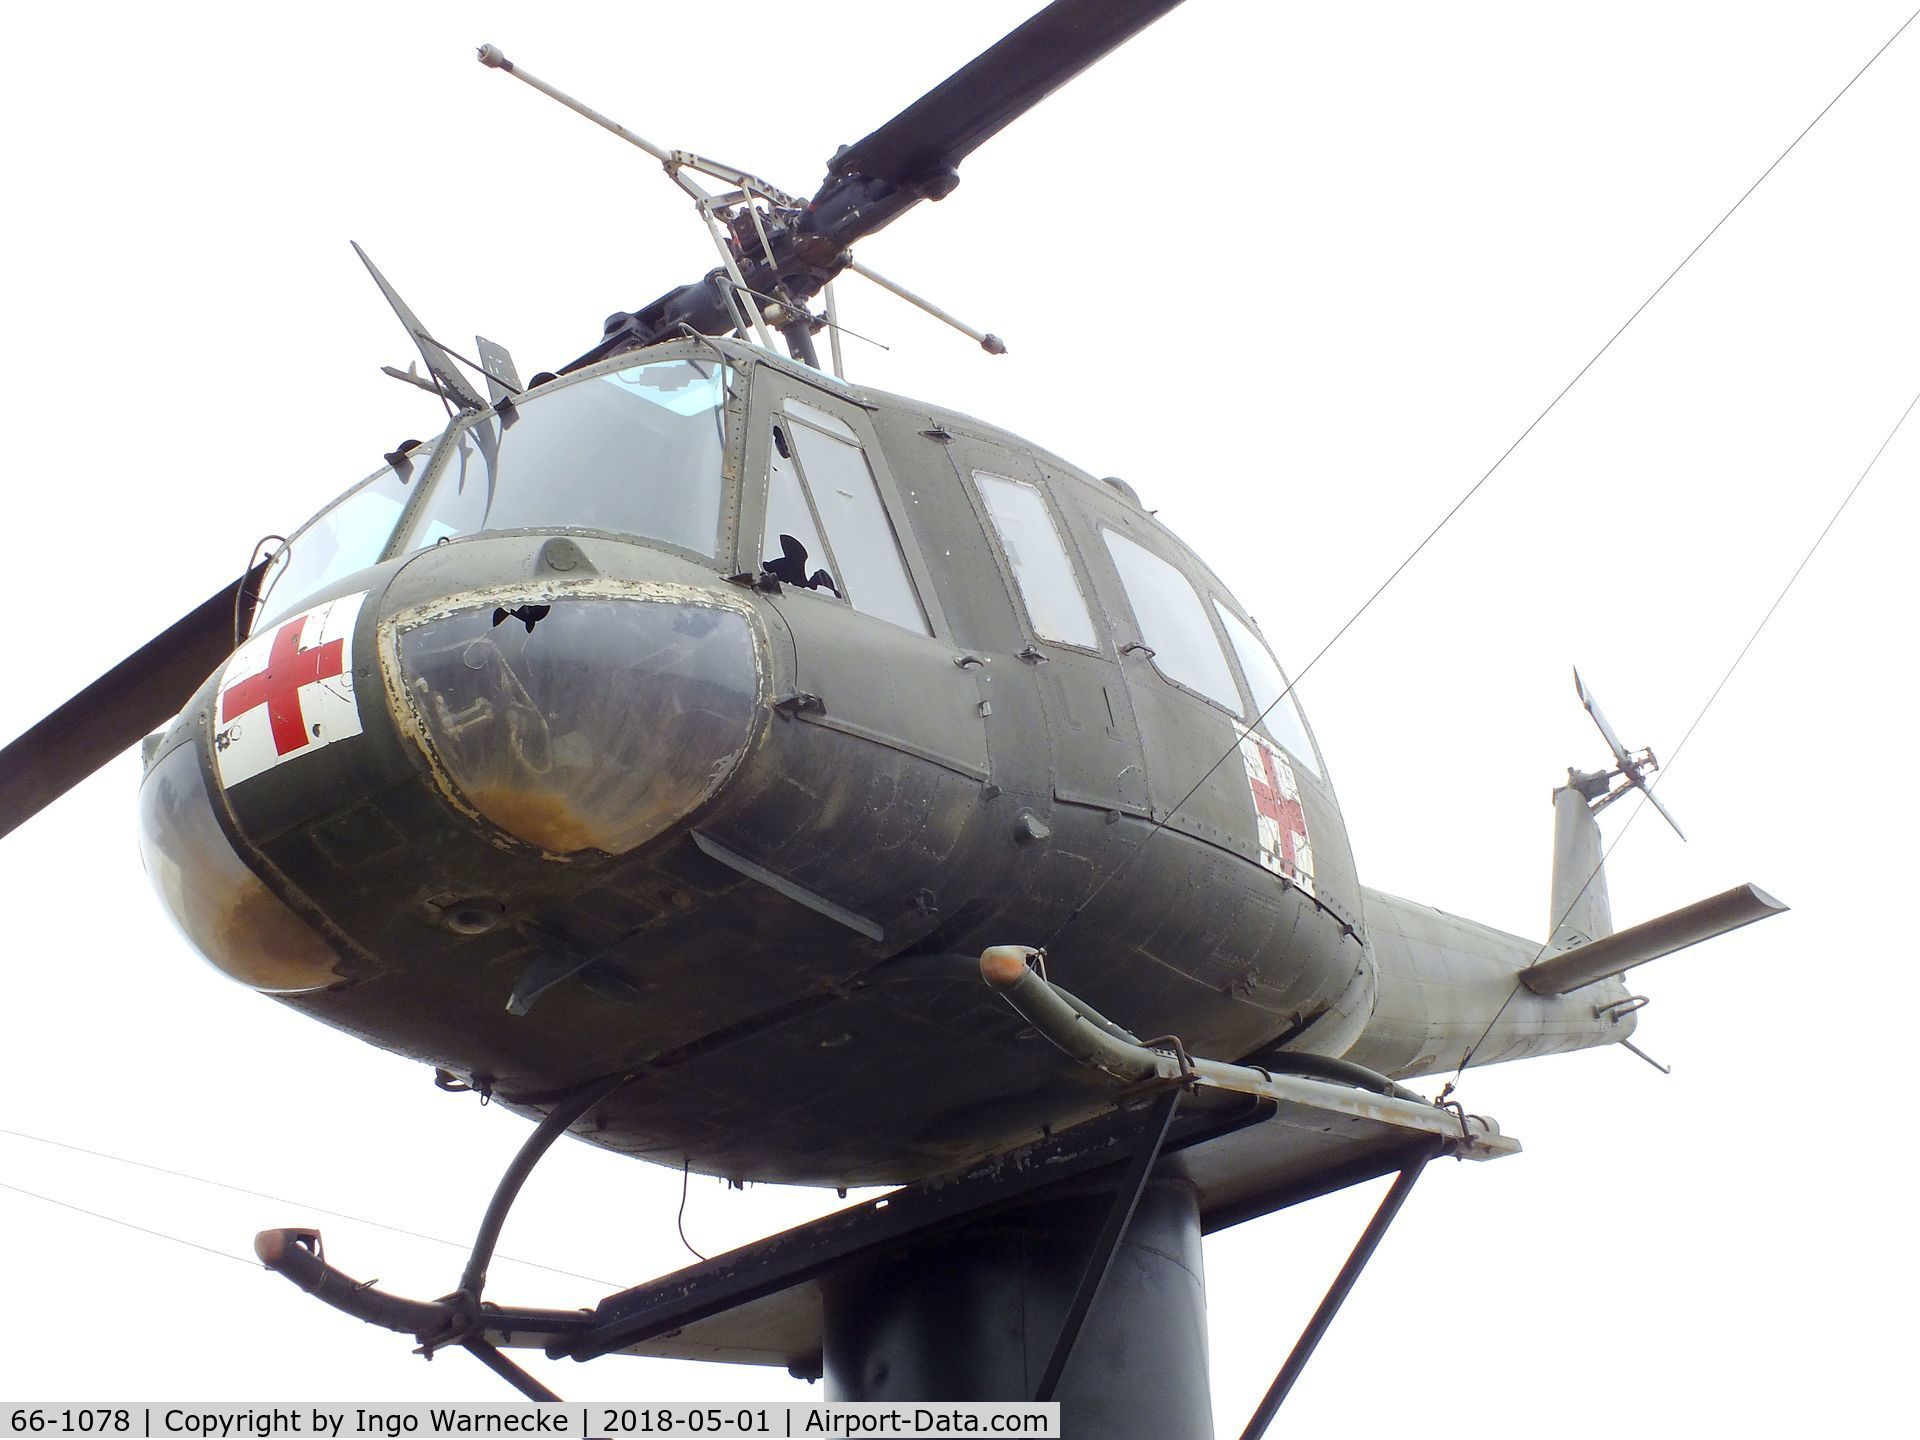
[0,0,1912,1428]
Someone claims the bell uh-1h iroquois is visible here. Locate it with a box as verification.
[0,0,1790,1428]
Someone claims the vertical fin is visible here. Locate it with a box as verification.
[1549,784,1611,951]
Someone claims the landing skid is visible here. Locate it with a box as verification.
[259,952,1515,1437]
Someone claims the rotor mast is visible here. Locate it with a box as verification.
[476,0,1186,371]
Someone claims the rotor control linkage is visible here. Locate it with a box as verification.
[475,2,1181,369]
[475,42,792,355]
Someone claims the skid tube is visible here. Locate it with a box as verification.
[257,947,1503,1420]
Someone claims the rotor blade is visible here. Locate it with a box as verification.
[1626,771,1688,842]
[1572,667,1633,769]
[826,0,1187,192]
[573,0,1189,368]
[0,562,267,840]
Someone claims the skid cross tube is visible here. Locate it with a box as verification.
[1032,1085,1183,1402]
[454,1072,634,1309]
[1236,1151,1436,1440]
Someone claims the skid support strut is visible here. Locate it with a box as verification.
[258,947,1504,1427]
[461,1340,563,1403]
[1236,1152,1435,1440]
[448,1072,634,1315]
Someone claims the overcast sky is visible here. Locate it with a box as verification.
[2,2,1916,1433]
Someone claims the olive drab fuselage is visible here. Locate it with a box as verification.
[139,336,1370,1187]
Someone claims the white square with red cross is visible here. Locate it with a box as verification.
[212,592,368,789]
[1239,731,1316,897]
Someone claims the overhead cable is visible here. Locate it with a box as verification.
[1446,376,1920,1087]
[0,1177,257,1269]
[1045,5,1920,948]
[0,1124,615,1288]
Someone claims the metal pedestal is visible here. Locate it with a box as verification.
[823,1177,1213,1440]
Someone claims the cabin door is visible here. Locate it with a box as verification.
[941,435,1149,818]
[742,370,991,785]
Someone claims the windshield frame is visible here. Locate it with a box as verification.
[386,344,742,566]
[250,434,458,631]
[248,342,747,639]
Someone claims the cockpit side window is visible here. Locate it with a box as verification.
[759,399,931,636]
[395,358,729,558]
[1101,528,1241,712]
[974,472,1099,650]
[761,422,836,594]
[1213,601,1322,778]
[253,446,433,629]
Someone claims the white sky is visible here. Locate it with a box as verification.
[2,1,1915,1432]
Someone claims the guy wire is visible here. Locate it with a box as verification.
[1042,5,1920,952]
[1445,376,1920,1090]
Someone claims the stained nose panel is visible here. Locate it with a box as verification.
[139,739,344,992]
[384,584,762,857]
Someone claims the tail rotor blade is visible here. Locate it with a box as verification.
[0,561,267,840]
[1629,773,1687,842]
[1571,667,1685,841]
[1573,666,1633,770]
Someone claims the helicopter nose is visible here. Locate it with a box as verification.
[382,582,763,856]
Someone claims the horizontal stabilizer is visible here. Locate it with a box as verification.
[1522,883,1786,995]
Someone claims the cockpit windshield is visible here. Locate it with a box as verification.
[396,358,729,557]
[249,357,731,635]
[254,442,435,628]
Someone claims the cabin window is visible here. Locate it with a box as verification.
[758,399,930,635]
[1101,529,1241,712]
[1213,601,1321,777]
[974,473,1098,649]
[761,423,833,592]
[254,450,430,628]
[397,358,728,557]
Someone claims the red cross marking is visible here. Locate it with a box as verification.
[219,614,346,757]
[1247,741,1308,869]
